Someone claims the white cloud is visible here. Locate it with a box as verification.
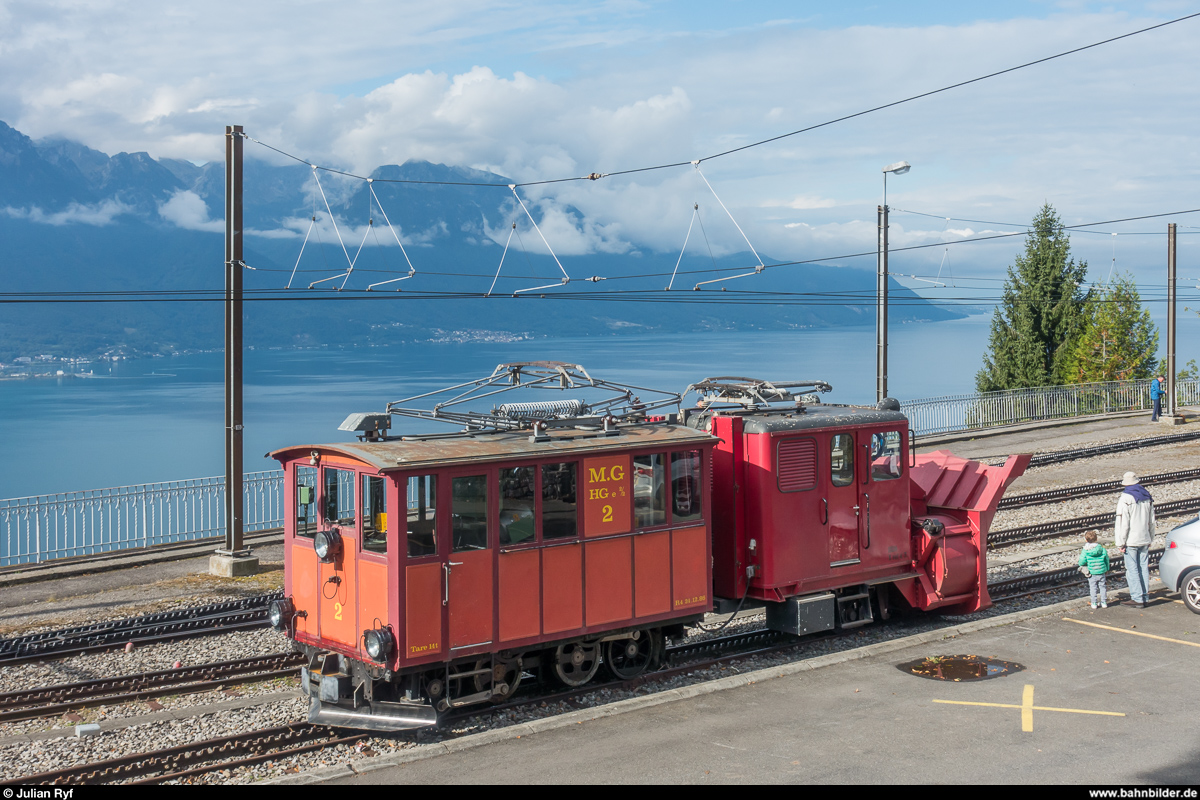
[3,199,132,226]
[157,190,222,232]
[764,195,839,210]
[2,4,1198,284]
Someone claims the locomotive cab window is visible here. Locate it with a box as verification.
[362,475,388,554]
[406,475,437,558]
[499,466,536,545]
[452,475,489,551]
[542,462,578,540]
[671,450,703,523]
[323,468,356,526]
[830,434,855,487]
[633,453,666,528]
[870,431,903,481]
[296,465,317,538]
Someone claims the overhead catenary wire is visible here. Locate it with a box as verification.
[225,11,1200,303]
[5,204,1200,302]
[241,12,1200,190]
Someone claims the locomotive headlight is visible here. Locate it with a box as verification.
[364,627,395,663]
[314,529,342,563]
[269,597,295,631]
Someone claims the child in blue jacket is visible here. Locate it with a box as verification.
[1079,530,1111,609]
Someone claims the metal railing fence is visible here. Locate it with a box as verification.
[902,378,1200,437]
[0,471,284,567]
[4,378,1199,567]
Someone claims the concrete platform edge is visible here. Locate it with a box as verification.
[263,594,1104,785]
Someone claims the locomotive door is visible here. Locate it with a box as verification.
[443,471,495,650]
[317,466,359,650]
[826,432,862,567]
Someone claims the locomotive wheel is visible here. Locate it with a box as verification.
[475,657,523,701]
[603,630,661,680]
[550,642,601,687]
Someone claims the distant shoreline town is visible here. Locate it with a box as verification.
[0,328,538,379]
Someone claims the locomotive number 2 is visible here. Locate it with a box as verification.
[333,602,343,621]
[602,504,613,523]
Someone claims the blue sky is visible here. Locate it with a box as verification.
[3,0,1199,301]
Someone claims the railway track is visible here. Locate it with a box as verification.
[988,549,1164,602]
[1,723,366,786]
[999,467,1200,510]
[990,497,1200,547]
[4,561,1146,786]
[0,592,281,666]
[1023,429,1200,468]
[0,652,304,723]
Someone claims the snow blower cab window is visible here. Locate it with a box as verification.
[406,475,437,558]
[499,466,536,545]
[830,434,855,488]
[871,431,903,481]
[323,468,355,526]
[362,475,388,554]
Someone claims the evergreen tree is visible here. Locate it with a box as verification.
[976,204,1090,392]
[1065,273,1158,383]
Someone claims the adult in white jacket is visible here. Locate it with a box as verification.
[1115,471,1156,608]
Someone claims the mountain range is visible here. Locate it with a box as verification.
[0,120,962,362]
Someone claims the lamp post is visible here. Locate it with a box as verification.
[877,161,910,404]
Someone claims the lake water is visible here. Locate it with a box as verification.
[0,311,1181,499]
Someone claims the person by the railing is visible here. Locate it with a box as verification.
[1150,375,1163,422]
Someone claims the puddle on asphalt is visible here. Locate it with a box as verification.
[897,654,1025,682]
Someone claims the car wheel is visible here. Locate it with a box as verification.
[1181,568,1200,615]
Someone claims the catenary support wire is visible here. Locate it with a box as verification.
[365,181,419,291]
[488,223,518,296]
[668,204,700,291]
[691,164,765,290]
[508,185,572,295]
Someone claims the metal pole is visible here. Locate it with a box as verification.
[876,204,889,402]
[1167,223,1177,418]
[223,125,246,557]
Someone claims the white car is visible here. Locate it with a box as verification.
[1158,516,1200,614]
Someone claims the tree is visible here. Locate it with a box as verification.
[1064,272,1158,383]
[976,204,1090,392]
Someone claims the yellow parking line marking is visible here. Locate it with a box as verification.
[933,684,1124,732]
[1021,684,1034,732]
[1065,618,1200,648]
[933,700,1124,717]
[1031,705,1125,717]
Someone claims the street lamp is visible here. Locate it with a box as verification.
[877,161,911,404]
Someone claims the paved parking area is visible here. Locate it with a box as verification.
[317,591,1200,784]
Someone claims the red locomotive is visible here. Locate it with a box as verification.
[267,363,1028,730]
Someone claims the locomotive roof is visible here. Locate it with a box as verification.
[268,423,715,473]
[685,403,908,435]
